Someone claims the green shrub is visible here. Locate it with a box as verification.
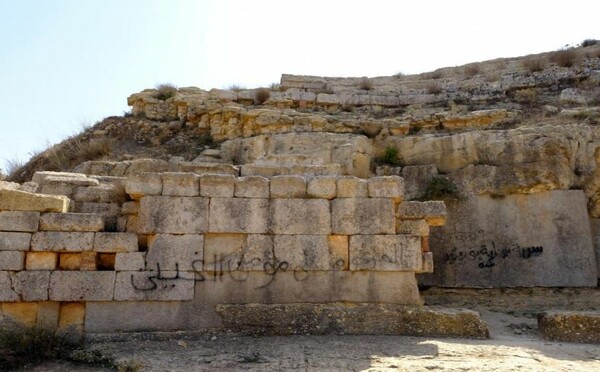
[420,176,460,200]
[153,83,178,100]
[376,146,401,166]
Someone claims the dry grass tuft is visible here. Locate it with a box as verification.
[550,49,579,67]
[358,77,374,91]
[522,57,545,72]
[153,83,178,100]
[45,137,111,172]
[253,88,271,105]
[426,83,442,95]
[421,70,444,80]
[463,64,481,77]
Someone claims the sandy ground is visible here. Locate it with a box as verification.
[32,308,600,371]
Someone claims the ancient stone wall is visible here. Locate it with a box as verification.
[0,172,443,334]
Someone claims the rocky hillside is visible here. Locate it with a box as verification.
[7,42,600,213]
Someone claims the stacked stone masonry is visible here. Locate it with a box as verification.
[0,172,445,333]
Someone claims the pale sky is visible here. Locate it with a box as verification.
[1,0,598,173]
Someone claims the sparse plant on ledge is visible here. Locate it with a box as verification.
[426,83,442,95]
[550,48,579,67]
[228,84,244,92]
[463,63,481,77]
[358,77,373,91]
[153,83,178,100]
[522,57,545,73]
[420,175,460,200]
[376,146,401,166]
[254,88,271,105]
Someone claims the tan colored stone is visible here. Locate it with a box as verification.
[125,172,162,200]
[26,252,57,270]
[0,251,24,270]
[49,271,115,301]
[538,311,600,343]
[80,251,97,271]
[397,201,447,226]
[39,212,104,232]
[270,175,306,198]
[97,253,116,270]
[31,231,94,251]
[396,219,430,236]
[349,235,422,271]
[114,271,194,301]
[72,184,125,203]
[203,234,274,272]
[270,199,331,234]
[234,176,270,198]
[274,235,347,271]
[162,172,200,196]
[0,189,69,212]
[0,232,31,251]
[199,174,235,197]
[208,198,269,233]
[146,234,203,272]
[93,232,138,252]
[121,201,139,215]
[336,176,368,198]
[368,176,404,201]
[331,198,395,235]
[1,302,38,326]
[59,253,81,270]
[138,196,209,234]
[115,252,146,271]
[0,211,40,232]
[58,302,85,331]
[37,301,60,330]
[32,171,88,184]
[307,176,337,199]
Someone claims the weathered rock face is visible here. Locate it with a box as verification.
[422,191,598,287]
[538,311,600,343]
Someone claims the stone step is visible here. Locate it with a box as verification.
[538,311,600,343]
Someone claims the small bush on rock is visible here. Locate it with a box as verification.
[420,176,460,200]
[522,57,545,72]
[426,83,442,94]
[253,88,271,105]
[153,83,178,100]
[550,49,579,67]
[463,63,480,77]
[358,77,374,91]
[376,146,401,166]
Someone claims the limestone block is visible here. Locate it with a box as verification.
[368,176,404,201]
[146,234,203,272]
[128,159,170,174]
[0,251,25,270]
[115,252,146,271]
[274,235,347,271]
[175,162,239,176]
[0,232,31,251]
[1,302,38,326]
[13,271,50,301]
[121,201,139,215]
[58,302,85,332]
[199,174,235,197]
[72,185,124,203]
[31,232,94,251]
[80,251,97,271]
[336,177,368,198]
[162,172,200,196]
[234,176,270,198]
[49,271,115,301]
[26,252,57,270]
[203,234,274,272]
[37,301,60,330]
[0,211,40,232]
[32,171,88,184]
[0,189,69,212]
[59,253,81,270]
[114,271,194,301]
[138,196,209,234]
[331,198,395,235]
[307,176,337,199]
[538,311,600,343]
[396,219,430,236]
[0,271,18,301]
[397,201,447,226]
[270,176,306,198]
[270,199,331,235]
[93,232,138,252]
[349,235,422,271]
[208,198,269,233]
[0,180,20,191]
[39,212,104,232]
[40,175,99,198]
[125,172,162,200]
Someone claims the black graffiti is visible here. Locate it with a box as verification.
[444,242,544,269]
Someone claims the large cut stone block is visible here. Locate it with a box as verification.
[274,235,347,270]
[538,311,600,343]
[0,251,25,270]
[270,176,306,198]
[49,271,115,301]
[0,232,31,251]
[125,173,162,200]
[115,252,146,271]
[72,184,125,203]
[39,213,104,232]
[397,201,447,226]
[0,211,39,232]
[0,189,69,212]
[208,198,269,233]
[424,191,598,287]
[203,234,273,272]
[162,172,200,196]
[234,176,269,198]
[31,232,94,251]
[59,253,81,270]
[396,219,430,236]
[332,198,395,235]
[0,271,18,301]
[336,176,368,198]
[93,232,138,252]
[138,196,209,234]
[199,174,235,197]
[368,176,404,201]
[1,302,38,326]
[270,199,331,234]
[13,271,50,301]
[307,177,337,199]
[26,252,57,270]
[58,302,86,332]
[349,235,422,271]
[114,271,194,301]
[146,234,203,272]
